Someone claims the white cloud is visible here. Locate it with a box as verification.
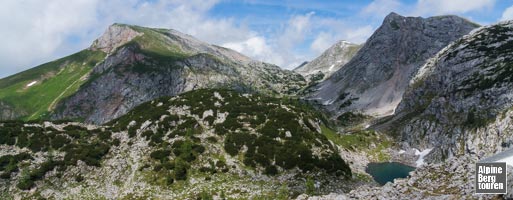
[229,12,318,69]
[361,0,402,19]
[344,26,374,43]
[501,5,513,21]
[0,0,100,77]
[221,12,321,69]
[222,36,284,66]
[277,12,315,51]
[413,0,495,15]
[2,0,332,75]
[311,32,337,54]
[0,0,262,77]
[309,17,374,54]
[309,25,373,54]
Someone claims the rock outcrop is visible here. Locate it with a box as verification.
[387,20,513,162]
[0,101,25,120]
[307,13,478,118]
[89,23,143,54]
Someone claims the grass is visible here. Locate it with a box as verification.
[122,25,190,60]
[321,125,392,162]
[0,50,105,120]
[321,125,344,146]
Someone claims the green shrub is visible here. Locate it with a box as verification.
[141,130,153,140]
[264,165,278,175]
[198,190,213,200]
[29,160,63,181]
[112,138,121,146]
[28,134,49,152]
[16,132,29,148]
[305,177,316,195]
[337,112,367,126]
[98,131,112,140]
[0,130,16,145]
[172,140,200,162]
[162,161,175,170]
[204,116,215,125]
[150,150,171,161]
[206,136,217,143]
[174,158,188,181]
[75,175,84,182]
[17,177,35,190]
[63,125,87,131]
[63,142,110,167]
[128,127,137,138]
[51,135,70,149]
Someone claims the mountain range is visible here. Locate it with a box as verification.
[0,12,512,199]
[0,24,305,124]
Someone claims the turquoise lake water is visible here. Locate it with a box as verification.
[365,162,415,185]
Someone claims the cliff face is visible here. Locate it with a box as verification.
[294,41,361,81]
[0,101,25,120]
[50,24,305,124]
[307,13,478,118]
[388,21,513,161]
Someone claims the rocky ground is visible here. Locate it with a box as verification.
[299,155,513,200]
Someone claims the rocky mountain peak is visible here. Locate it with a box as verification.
[89,23,143,54]
[307,13,479,118]
[383,12,401,20]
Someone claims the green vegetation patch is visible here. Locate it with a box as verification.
[0,50,106,120]
[0,121,115,190]
[321,126,391,161]
[109,89,352,178]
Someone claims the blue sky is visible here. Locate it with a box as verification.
[1,0,512,78]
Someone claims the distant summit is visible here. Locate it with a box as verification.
[294,40,361,82]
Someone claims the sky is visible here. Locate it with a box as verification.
[0,0,512,78]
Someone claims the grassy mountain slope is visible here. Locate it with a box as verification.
[0,50,105,120]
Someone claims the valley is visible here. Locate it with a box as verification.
[0,10,512,200]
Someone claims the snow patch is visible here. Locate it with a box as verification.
[328,64,335,71]
[322,99,335,106]
[339,40,350,47]
[414,148,432,167]
[26,81,37,87]
[398,150,406,154]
